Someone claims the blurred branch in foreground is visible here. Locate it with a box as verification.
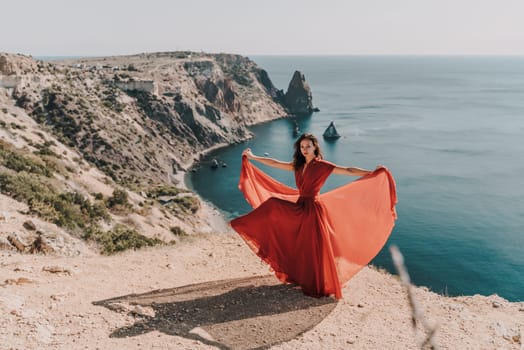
[390,245,439,350]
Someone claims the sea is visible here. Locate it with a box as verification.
[188,55,524,302]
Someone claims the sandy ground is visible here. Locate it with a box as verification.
[1,231,523,350]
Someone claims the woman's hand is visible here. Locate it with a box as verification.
[242,148,254,160]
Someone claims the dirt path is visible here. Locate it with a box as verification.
[1,233,522,349]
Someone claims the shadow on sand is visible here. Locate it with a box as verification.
[93,275,338,349]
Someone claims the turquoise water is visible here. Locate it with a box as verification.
[188,56,524,301]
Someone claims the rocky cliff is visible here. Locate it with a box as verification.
[0,51,292,254]
[2,52,290,185]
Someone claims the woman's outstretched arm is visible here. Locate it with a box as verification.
[243,148,293,171]
[332,164,375,176]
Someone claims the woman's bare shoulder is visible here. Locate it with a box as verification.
[317,158,336,168]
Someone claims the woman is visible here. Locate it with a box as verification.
[230,133,397,299]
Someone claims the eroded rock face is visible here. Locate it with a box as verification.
[0,53,38,75]
[255,69,285,103]
[3,52,289,186]
[284,71,314,114]
[0,55,12,74]
[195,77,240,114]
[223,79,240,113]
[199,79,223,105]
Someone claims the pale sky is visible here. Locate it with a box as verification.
[2,0,524,56]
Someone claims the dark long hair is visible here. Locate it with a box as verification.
[292,133,323,171]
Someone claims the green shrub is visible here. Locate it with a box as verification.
[65,165,75,173]
[0,141,53,177]
[34,142,59,157]
[0,172,109,231]
[170,226,187,236]
[102,87,125,112]
[10,122,26,130]
[106,188,130,208]
[147,185,184,198]
[83,224,163,254]
[173,196,200,214]
[89,202,110,220]
[4,153,52,176]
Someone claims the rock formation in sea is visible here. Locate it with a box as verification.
[323,121,341,139]
[284,70,315,114]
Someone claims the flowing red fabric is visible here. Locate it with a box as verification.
[230,156,397,299]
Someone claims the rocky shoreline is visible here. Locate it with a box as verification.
[175,142,232,234]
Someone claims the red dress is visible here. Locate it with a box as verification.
[230,156,397,299]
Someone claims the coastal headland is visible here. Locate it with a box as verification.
[0,52,522,349]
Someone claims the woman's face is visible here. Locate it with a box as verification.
[300,139,316,158]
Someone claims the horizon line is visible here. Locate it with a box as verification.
[21,52,524,60]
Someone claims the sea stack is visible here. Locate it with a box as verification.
[284,71,315,114]
[323,121,341,139]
